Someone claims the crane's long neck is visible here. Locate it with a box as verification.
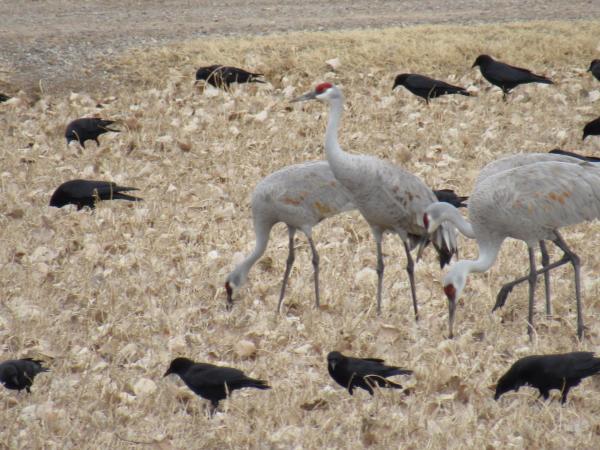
[442,206,475,239]
[324,95,351,170]
[228,219,272,287]
[453,239,502,278]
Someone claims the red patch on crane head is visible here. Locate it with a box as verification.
[423,213,429,229]
[315,82,333,94]
[443,284,456,301]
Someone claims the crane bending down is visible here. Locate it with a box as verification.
[225,161,354,311]
[225,160,465,311]
[475,151,600,314]
[292,83,458,318]
[424,160,600,339]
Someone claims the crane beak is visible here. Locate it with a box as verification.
[444,284,457,339]
[448,297,456,339]
[291,91,317,103]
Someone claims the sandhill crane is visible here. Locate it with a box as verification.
[474,151,600,315]
[225,160,466,311]
[392,73,470,104]
[472,55,553,100]
[424,160,600,339]
[292,83,458,318]
[225,161,354,311]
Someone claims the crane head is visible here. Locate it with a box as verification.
[291,82,337,103]
[443,261,468,339]
[423,202,450,234]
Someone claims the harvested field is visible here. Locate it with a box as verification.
[2,20,600,449]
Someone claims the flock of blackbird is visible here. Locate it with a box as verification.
[3,55,600,415]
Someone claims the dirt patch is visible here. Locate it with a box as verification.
[1,0,599,95]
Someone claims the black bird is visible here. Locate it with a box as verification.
[195,65,265,90]
[0,93,10,103]
[583,116,600,141]
[392,73,470,104]
[588,59,600,82]
[472,54,553,99]
[495,352,600,404]
[549,148,600,162]
[49,180,142,210]
[434,189,468,208]
[65,117,119,147]
[0,358,49,393]
[164,357,271,412]
[327,351,412,396]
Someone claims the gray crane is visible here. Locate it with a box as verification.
[292,83,458,318]
[225,161,354,311]
[424,160,600,339]
[475,151,600,314]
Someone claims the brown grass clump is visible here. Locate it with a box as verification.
[1,20,600,449]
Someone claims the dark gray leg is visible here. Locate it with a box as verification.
[527,247,537,340]
[553,232,584,340]
[403,241,419,321]
[372,228,384,314]
[277,227,296,312]
[539,241,552,316]
[307,235,320,308]
[493,249,571,311]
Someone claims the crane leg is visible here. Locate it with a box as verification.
[493,248,570,312]
[539,241,552,317]
[553,232,584,340]
[277,227,296,312]
[403,241,419,321]
[527,247,537,340]
[307,236,320,309]
[372,228,384,315]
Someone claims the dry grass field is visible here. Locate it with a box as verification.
[2,20,600,449]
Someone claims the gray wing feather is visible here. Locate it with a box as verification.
[374,162,458,254]
[252,160,355,227]
[375,162,437,231]
[473,161,600,242]
[476,153,590,186]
